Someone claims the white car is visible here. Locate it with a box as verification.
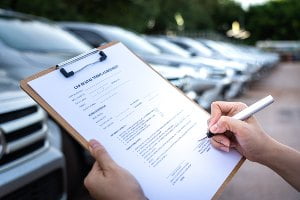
[146,36,249,99]
[58,22,235,109]
[0,72,66,199]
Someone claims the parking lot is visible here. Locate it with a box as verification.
[0,8,299,200]
[220,62,300,200]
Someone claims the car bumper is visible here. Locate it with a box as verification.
[197,78,232,109]
[225,74,250,99]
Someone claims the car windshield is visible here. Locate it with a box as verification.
[184,38,213,57]
[148,38,191,58]
[203,40,235,55]
[0,16,91,53]
[99,26,161,55]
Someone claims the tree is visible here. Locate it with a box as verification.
[245,0,300,43]
[0,0,245,37]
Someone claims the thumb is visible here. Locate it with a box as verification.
[210,116,246,136]
[89,139,115,170]
[208,102,222,127]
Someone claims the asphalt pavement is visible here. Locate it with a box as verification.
[219,62,300,200]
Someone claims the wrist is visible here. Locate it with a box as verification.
[135,195,148,200]
[255,136,280,166]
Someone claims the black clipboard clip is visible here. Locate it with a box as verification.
[57,49,107,78]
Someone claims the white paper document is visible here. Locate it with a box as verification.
[28,43,242,199]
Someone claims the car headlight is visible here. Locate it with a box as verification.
[185,91,198,100]
[226,68,235,77]
[149,63,185,79]
[179,65,209,79]
[198,67,209,79]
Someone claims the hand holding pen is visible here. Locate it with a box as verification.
[207,96,274,162]
[207,95,274,138]
[206,96,300,191]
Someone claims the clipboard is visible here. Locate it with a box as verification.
[20,42,117,149]
[20,41,244,200]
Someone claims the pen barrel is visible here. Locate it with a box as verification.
[232,95,274,121]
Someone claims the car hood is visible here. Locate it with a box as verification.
[140,53,198,67]
[192,56,248,71]
[139,53,247,72]
[0,89,28,102]
[150,64,189,79]
[21,51,80,68]
[1,50,82,81]
[0,70,24,95]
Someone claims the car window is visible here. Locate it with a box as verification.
[184,39,213,57]
[172,41,189,50]
[0,17,91,53]
[149,38,191,58]
[68,29,107,48]
[98,27,161,55]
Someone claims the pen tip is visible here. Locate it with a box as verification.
[206,131,214,138]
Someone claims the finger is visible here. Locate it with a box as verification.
[245,114,258,124]
[208,101,223,127]
[210,136,230,152]
[210,101,248,127]
[85,162,98,180]
[84,162,101,189]
[211,134,230,147]
[89,139,116,170]
[91,161,101,173]
[210,116,246,137]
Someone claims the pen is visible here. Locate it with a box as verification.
[206,95,274,138]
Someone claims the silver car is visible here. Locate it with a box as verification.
[0,72,66,199]
[0,9,93,198]
[58,22,233,109]
[145,36,249,99]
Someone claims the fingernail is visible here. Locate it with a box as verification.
[220,146,229,152]
[89,139,100,149]
[207,118,211,126]
[210,124,218,132]
[208,119,216,128]
[220,140,230,147]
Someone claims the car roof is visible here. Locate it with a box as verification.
[0,8,50,23]
[58,21,121,31]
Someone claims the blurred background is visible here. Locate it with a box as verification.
[0,0,299,199]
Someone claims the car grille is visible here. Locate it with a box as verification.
[0,97,48,168]
[0,105,37,124]
[2,169,63,200]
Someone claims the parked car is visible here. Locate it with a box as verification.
[0,9,91,81]
[58,22,234,109]
[256,40,298,61]
[0,71,67,199]
[162,36,257,75]
[162,36,279,83]
[0,9,94,198]
[152,64,216,94]
[197,39,265,74]
[145,36,249,99]
[226,42,280,69]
